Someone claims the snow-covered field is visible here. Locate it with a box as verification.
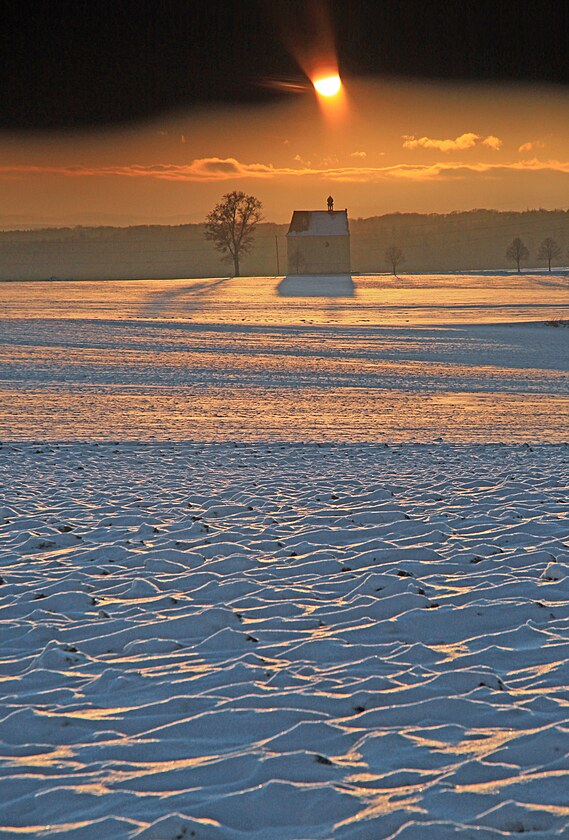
[1,275,569,838]
[0,274,568,441]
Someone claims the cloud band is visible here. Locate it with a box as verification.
[1,156,568,183]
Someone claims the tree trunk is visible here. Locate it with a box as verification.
[517,257,521,273]
[548,257,552,272]
[233,251,240,277]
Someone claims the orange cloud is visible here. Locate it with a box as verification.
[0,159,282,181]
[402,133,503,152]
[518,140,545,153]
[1,156,569,184]
[482,135,502,150]
[402,133,480,152]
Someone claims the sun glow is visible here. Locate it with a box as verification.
[313,74,341,97]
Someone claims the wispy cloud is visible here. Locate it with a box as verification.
[518,140,545,153]
[2,156,569,184]
[293,153,311,167]
[0,159,285,182]
[349,151,367,159]
[402,133,503,152]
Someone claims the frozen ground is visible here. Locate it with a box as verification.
[0,274,568,441]
[1,442,569,838]
[1,275,569,838]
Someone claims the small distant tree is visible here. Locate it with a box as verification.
[204,191,263,276]
[385,245,405,275]
[537,237,561,272]
[506,237,529,273]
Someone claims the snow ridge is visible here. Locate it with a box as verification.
[1,442,568,838]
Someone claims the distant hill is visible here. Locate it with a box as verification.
[1,209,569,280]
[350,209,569,273]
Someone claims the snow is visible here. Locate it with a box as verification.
[278,275,356,296]
[0,274,569,838]
[0,273,567,442]
[287,210,349,237]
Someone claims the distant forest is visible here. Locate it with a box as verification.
[1,209,569,280]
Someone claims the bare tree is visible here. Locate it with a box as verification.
[204,191,263,276]
[385,245,405,275]
[506,237,529,273]
[537,237,561,272]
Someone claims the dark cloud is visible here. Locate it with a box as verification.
[201,160,242,174]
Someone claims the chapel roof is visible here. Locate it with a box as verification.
[287,210,349,237]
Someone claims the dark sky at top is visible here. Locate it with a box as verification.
[2,0,569,131]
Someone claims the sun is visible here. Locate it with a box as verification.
[313,74,342,97]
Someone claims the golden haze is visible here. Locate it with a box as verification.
[1,79,569,226]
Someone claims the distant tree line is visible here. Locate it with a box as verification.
[506,236,565,272]
[5,208,569,279]
[201,198,569,278]
[352,209,569,275]
[385,235,568,277]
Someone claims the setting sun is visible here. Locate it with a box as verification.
[313,74,341,97]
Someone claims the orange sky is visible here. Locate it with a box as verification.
[3,78,569,227]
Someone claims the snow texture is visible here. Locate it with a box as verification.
[1,442,569,838]
[287,210,349,237]
[1,274,569,837]
[0,274,567,442]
